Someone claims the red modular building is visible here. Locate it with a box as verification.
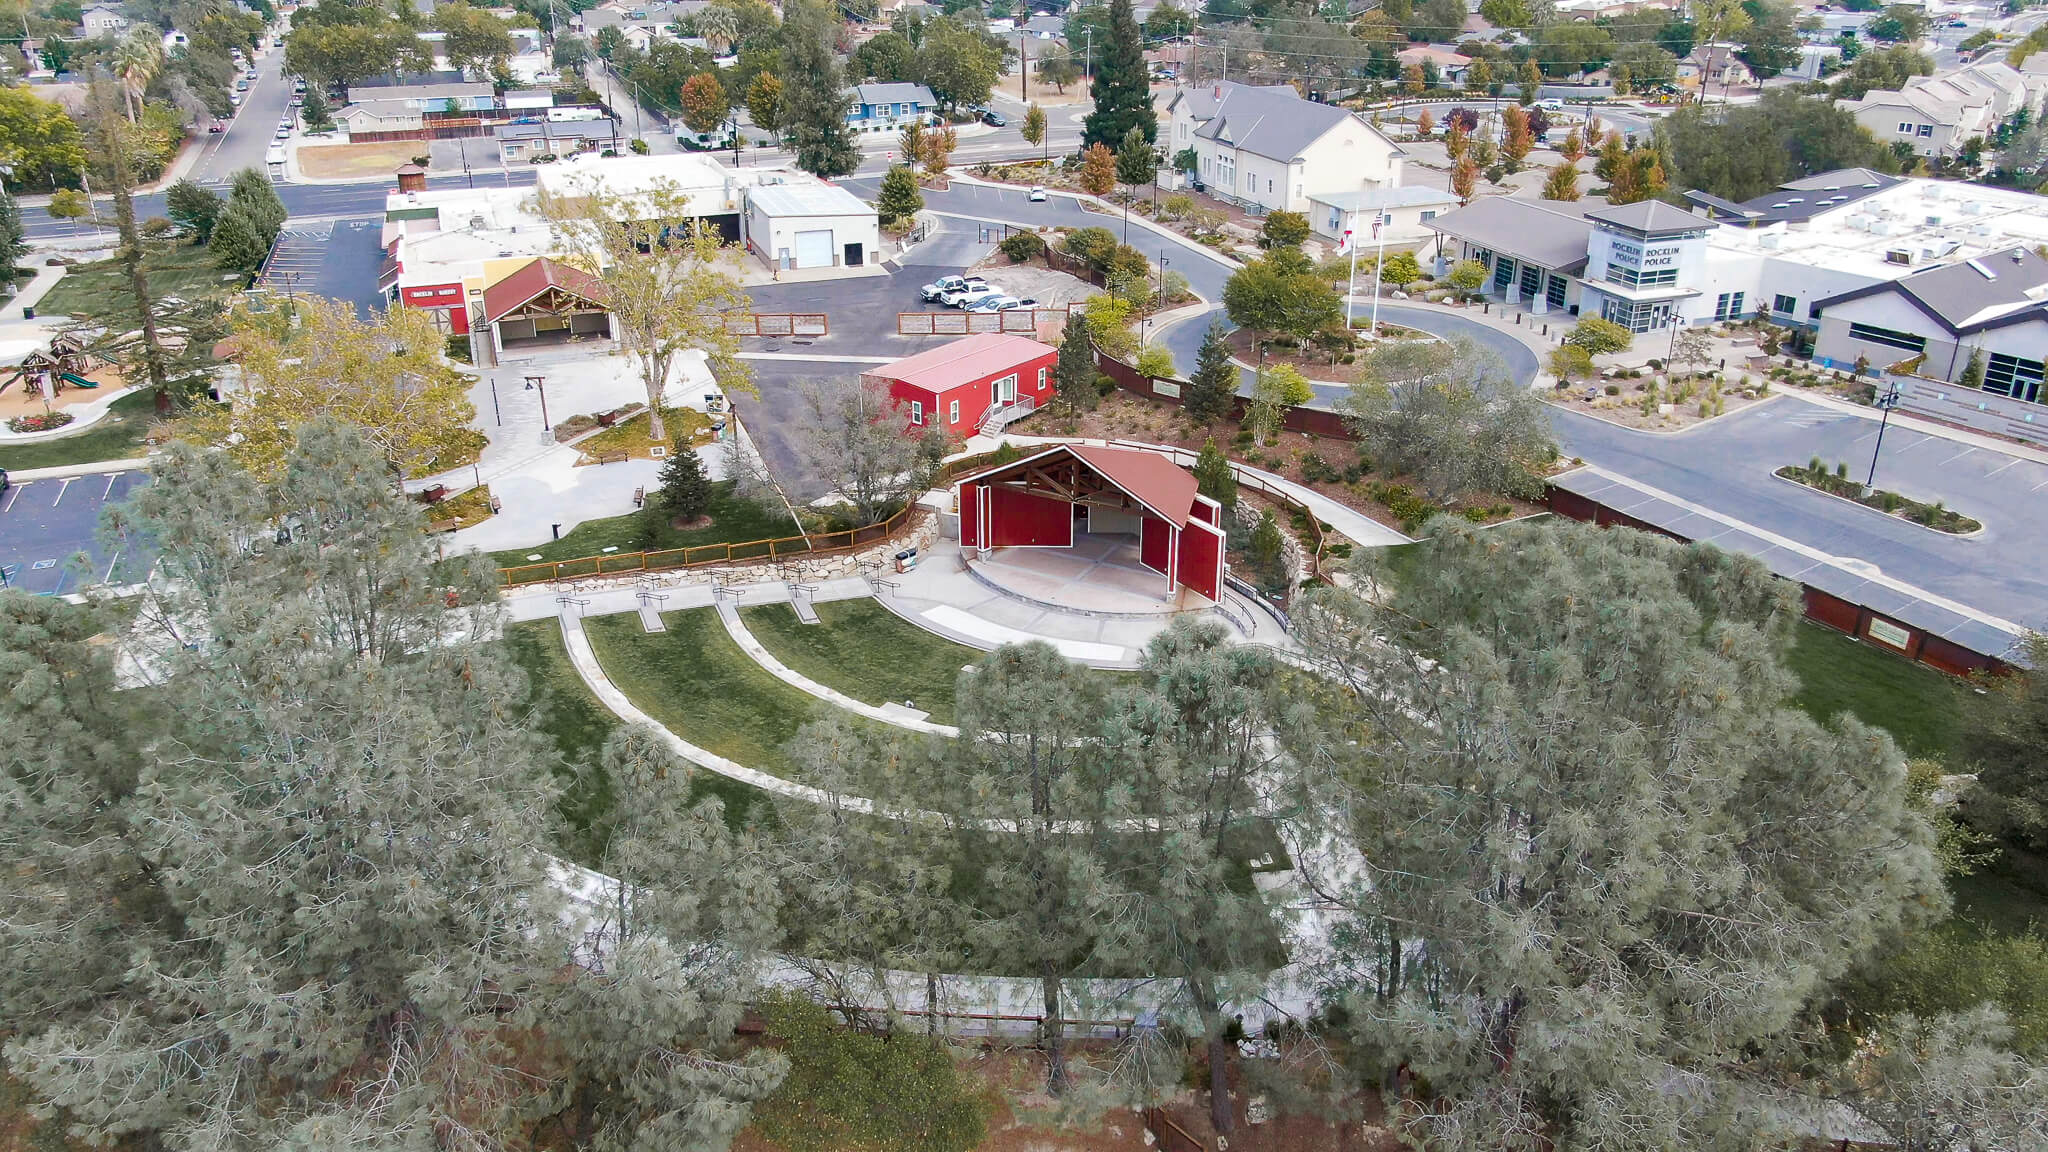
[957,444,1227,603]
[862,333,1058,436]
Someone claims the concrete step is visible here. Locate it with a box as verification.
[792,595,821,625]
[638,603,665,632]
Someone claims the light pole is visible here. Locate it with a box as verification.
[1368,216,1386,337]
[1864,384,1903,495]
[526,374,550,436]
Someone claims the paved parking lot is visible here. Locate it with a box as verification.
[0,470,152,595]
[261,217,388,318]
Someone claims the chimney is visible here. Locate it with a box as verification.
[395,163,428,193]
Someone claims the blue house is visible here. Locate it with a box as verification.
[846,82,938,133]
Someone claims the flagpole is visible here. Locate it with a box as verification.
[1345,226,1357,329]
[1369,217,1386,336]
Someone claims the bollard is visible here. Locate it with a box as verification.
[552,524,561,540]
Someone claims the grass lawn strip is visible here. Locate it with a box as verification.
[584,606,897,785]
[1782,619,1962,762]
[574,406,713,461]
[39,245,242,318]
[0,389,158,470]
[500,618,770,842]
[491,480,803,570]
[739,600,982,726]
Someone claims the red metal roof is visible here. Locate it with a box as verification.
[869,333,1053,396]
[973,443,1200,529]
[482,257,606,324]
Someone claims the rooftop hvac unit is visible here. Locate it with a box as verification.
[1884,249,1913,265]
[1758,233,1783,249]
[1925,214,1944,226]
[1962,201,1985,215]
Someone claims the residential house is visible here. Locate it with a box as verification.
[496,117,622,163]
[1396,45,1471,87]
[846,82,937,133]
[1681,43,1753,91]
[79,4,127,34]
[1164,81,1405,215]
[1839,86,1993,158]
[1551,0,1680,18]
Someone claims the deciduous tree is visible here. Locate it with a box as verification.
[778,0,861,177]
[1022,102,1047,157]
[1078,141,1117,196]
[680,70,729,135]
[186,298,480,481]
[1451,153,1479,201]
[1541,160,1581,199]
[876,163,924,224]
[1248,362,1312,442]
[746,71,783,133]
[539,174,753,444]
[794,375,934,523]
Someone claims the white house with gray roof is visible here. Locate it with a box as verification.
[1164,81,1404,216]
[1308,185,1460,246]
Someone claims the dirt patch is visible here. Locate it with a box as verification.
[296,141,430,180]
[1015,393,1542,539]
[1544,373,1769,432]
[964,254,1101,308]
[1223,327,1434,388]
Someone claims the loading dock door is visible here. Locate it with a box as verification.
[794,229,833,268]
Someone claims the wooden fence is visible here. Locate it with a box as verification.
[896,306,1071,336]
[1142,1107,1210,1152]
[497,503,918,586]
[723,312,829,337]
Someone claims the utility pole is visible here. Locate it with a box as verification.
[1084,29,1092,82]
[1021,38,1028,102]
[1864,385,1904,495]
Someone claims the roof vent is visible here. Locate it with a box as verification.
[1884,249,1912,265]
[2014,249,2026,263]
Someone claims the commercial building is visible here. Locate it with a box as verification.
[862,333,1058,437]
[1163,81,1405,216]
[744,181,880,271]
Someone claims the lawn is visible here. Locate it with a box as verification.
[741,600,982,725]
[492,480,802,572]
[574,406,713,461]
[295,140,429,180]
[500,618,768,852]
[1782,620,1963,761]
[0,389,159,470]
[585,607,876,784]
[38,244,244,319]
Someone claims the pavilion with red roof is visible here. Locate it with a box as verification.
[957,443,1226,604]
[481,257,611,357]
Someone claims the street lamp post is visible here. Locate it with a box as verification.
[526,374,550,440]
[1864,384,1904,495]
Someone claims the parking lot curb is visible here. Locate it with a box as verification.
[7,458,152,483]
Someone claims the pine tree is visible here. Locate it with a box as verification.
[1519,56,1542,105]
[165,178,221,243]
[1115,124,1157,191]
[1054,315,1097,415]
[229,167,286,246]
[657,439,712,522]
[1081,0,1155,150]
[876,164,924,225]
[0,182,24,275]
[1960,347,1987,389]
[778,0,861,178]
[208,204,268,271]
[1192,435,1236,508]
[1184,318,1238,425]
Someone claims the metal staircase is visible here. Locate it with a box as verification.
[977,396,1036,437]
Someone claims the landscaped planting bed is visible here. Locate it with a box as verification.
[740,600,981,725]
[1777,458,1981,534]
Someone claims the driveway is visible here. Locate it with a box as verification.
[0,470,152,594]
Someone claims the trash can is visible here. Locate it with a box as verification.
[895,548,918,574]
[21,306,32,320]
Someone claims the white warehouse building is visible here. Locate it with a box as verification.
[744,181,880,272]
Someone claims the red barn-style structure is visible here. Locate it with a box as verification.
[958,444,1227,604]
[863,333,1058,435]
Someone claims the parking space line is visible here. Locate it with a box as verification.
[1937,446,1978,466]
[51,477,74,505]
[1985,458,2023,479]
[102,548,124,583]
[2031,475,2048,492]
[101,474,118,499]
[1,484,23,513]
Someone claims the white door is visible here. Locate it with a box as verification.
[793,229,833,269]
[994,373,1017,405]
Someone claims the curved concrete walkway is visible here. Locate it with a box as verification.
[713,598,961,738]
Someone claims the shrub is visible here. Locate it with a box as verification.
[997,231,1046,263]
[1372,483,1436,533]
[629,137,650,154]
[1299,453,1342,484]
[1548,345,1594,380]
[1564,316,1633,356]
[1060,226,1118,268]
[1604,384,1622,396]
[411,155,431,167]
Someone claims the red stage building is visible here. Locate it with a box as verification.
[957,444,1227,603]
[863,333,1057,436]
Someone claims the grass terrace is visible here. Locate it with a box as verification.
[38,244,244,319]
[740,600,983,726]
[1783,619,1963,761]
[0,389,158,470]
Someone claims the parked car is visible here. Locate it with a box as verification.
[207,122,225,133]
[274,127,289,140]
[967,294,1018,312]
[920,274,987,302]
[941,284,999,308]
[981,109,1006,127]
[1538,98,1564,110]
[235,79,249,91]
[999,297,1040,311]
[1027,185,1047,201]
[290,95,303,107]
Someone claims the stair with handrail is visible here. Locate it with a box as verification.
[977,396,1036,437]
